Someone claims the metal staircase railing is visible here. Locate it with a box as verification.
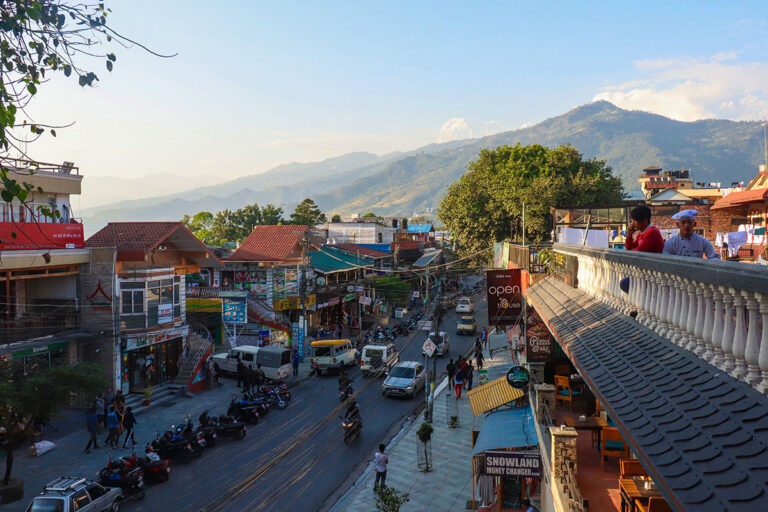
[176,321,214,379]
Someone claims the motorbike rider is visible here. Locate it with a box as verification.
[344,399,361,426]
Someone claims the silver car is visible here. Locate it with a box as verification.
[382,361,426,399]
[26,477,122,512]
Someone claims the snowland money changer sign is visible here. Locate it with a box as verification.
[484,451,541,477]
[485,269,522,326]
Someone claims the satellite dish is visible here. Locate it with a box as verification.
[158,244,167,251]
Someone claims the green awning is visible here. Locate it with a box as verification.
[309,248,373,274]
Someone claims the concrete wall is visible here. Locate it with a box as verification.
[80,247,119,386]
[26,275,77,299]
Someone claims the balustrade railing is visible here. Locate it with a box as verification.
[555,243,768,394]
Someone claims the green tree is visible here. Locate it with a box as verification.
[0,361,105,490]
[208,209,240,244]
[362,212,377,218]
[438,144,623,260]
[231,203,262,235]
[0,1,171,223]
[331,214,342,223]
[375,276,411,305]
[260,204,284,225]
[375,486,410,512]
[289,198,327,227]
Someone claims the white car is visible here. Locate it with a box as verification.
[422,331,450,357]
[455,297,474,313]
[360,343,400,377]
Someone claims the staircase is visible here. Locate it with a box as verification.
[172,323,214,390]
[125,382,185,416]
[247,297,292,336]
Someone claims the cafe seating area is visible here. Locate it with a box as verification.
[550,364,674,512]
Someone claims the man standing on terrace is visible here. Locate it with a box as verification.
[663,210,720,259]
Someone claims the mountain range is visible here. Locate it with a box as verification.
[80,101,767,235]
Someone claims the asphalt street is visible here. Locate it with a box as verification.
[121,292,488,512]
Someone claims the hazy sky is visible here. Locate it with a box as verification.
[21,0,768,182]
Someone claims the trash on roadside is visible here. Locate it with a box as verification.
[29,440,57,457]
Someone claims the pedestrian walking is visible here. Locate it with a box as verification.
[458,355,468,376]
[114,389,125,406]
[94,395,105,428]
[466,361,474,391]
[236,358,245,388]
[292,351,300,379]
[104,406,119,448]
[475,347,484,370]
[255,364,266,392]
[114,400,126,437]
[84,408,99,453]
[102,386,114,418]
[373,443,389,491]
[446,359,456,388]
[454,368,465,399]
[122,406,137,448]
[311,359,320,379]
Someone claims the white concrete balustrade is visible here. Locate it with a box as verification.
[554,243,768,394]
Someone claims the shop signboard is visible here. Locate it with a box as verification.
[285,269,299,296]
[158,303,173,325]
[0,222,84,251]
[550,251,578,288]
[483,451,541,478]
[506,365,530,389]
[125,326,187,351]
[478,368,489,385]
[298,316,306,359]
[525,306,553,362]
[359,295,372,305]
[343,293,355,302]
[485,269,522,327]
[258,330,270,345]
[222,297,247,324]
[11,341,68,359]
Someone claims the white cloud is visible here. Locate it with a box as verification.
[593,54,768,121]
[437,117,473,142]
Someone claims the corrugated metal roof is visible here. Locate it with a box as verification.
[467,376,525,416]
[407,224,433,233]
[308,247,373,274]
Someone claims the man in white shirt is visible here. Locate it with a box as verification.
[663,210,720,259]
[373,443,389,491]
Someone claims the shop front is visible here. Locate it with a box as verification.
[1,339,70,375]
[120,327,187,394]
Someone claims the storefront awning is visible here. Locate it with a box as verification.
[467,376,525,416]
[472,407,538,456]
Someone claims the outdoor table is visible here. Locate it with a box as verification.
[563,416,607,448]
[619,477,662,512]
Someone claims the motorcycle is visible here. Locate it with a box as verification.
[151,427,200,463]
[98,458,146,499]
[259,388,289,410]
[339,382,354,403]
[227,397,260,424]
[241,391,273,416]
[177,419,208,452]
[119,450,170,485]
[200,410,247,440]
[340,412,362,444]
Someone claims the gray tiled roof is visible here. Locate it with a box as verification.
[528,277,768,512]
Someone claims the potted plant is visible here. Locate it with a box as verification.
[416,422,433,471]
[449,415,459,428]
[142,387,152,406]
[416,421,433,443]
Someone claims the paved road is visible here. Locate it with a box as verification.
[123,293,488,512]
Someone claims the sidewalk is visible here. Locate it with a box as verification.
[330,344,516,512]
[4,380,241,511]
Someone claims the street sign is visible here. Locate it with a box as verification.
[418,320,433,331]
[359,295,372,305]
[423,339,437,357]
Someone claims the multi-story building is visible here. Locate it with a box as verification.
[85,222,222,393]
[0,157,89,373]
[326,221,395,244]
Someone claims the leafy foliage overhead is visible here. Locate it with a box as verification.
[438,143,624,259]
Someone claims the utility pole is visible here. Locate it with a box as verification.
[298,237,308,362]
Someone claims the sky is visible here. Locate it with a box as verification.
[18,0,768,195]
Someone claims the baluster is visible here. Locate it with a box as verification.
[684,281,699,352]
[700,286,715,361]
[721,287,736,374]
[693,283,708,357]
[656,278,671,338]
[756,294,768,394]
[634,270,646,322]
[647,273,659,330]
[641,270,653,325]
[671,277,688,347]
[664,277,680,342]
[731,291,748,380]
[710,285,725,367]
[744,291,762,387]
[628,267,639,314]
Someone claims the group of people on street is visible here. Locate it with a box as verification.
[446,354,476,399]
[236,358,267,393]
[85,386,137,453]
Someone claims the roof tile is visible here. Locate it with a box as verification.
[229,225,308,262]
[86,222,183,251]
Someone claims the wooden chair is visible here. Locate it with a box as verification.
[554,375,580,413]
[637,497,673,512]
[619,458,646,479]
[601,427,629,469]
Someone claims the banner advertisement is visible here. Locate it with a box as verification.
[0,222,84,251]
[485,269,523,326]
[222,297,247,324]
[285,269,299,296]
[158,303,173,325]
[525,306,553,362]
[483,451,542,478]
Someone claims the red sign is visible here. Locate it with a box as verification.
[0,222,84,250]
[525,306,553,362]
[485,269,522,326]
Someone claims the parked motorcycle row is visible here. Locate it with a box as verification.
[362,311,425,345]
[96,380,293,502]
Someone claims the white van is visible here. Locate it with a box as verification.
[212,345,293,380]
[309,339,356,374]
[360,343,399,377]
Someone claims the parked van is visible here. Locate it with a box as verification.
[309,339,356,374]
[360,343,399,377]
[212,345,293,380]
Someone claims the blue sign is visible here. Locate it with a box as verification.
[222,297,247,324]
[298,316,305,360]
[258,330,270,346]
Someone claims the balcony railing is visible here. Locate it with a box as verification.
[0,156,79,175]
[508,243,552,274]
[0,302,79,343]
[555,243,768,394]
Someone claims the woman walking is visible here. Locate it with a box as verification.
[454,367,465,399]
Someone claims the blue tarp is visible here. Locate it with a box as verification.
[356,243,392,254]
[472,407,538,456]
[407,224,434,234]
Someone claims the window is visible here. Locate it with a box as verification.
[121,290,144,314]
[86,483,107,499]
[241,353,254,362]
[26,498,65,512]
[70,490,90,510]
